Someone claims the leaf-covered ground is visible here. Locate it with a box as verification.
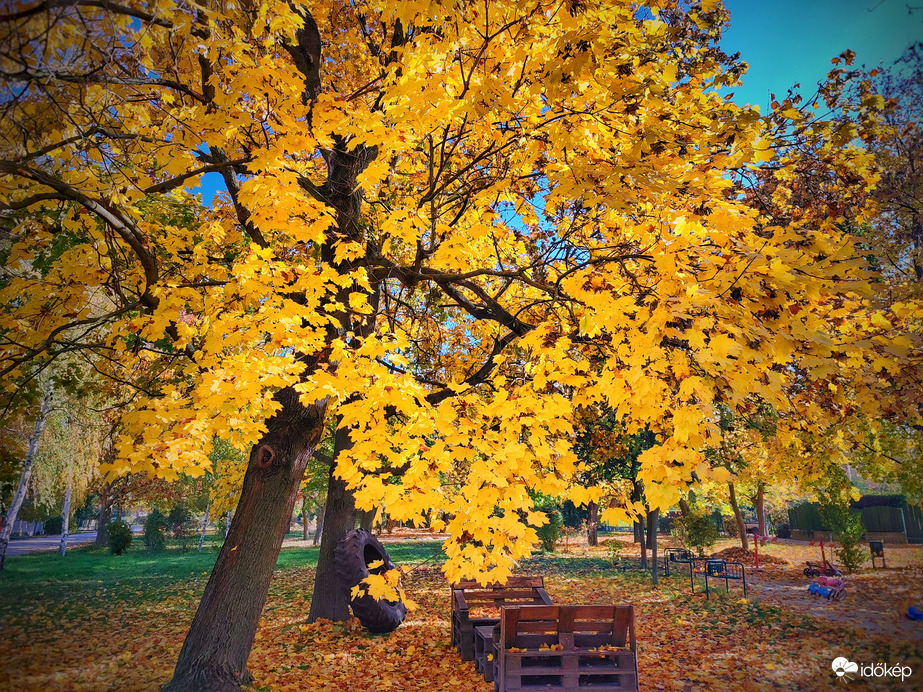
[0,536,920,690]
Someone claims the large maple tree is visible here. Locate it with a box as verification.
[1,0,916,688]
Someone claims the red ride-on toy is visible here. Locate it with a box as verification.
[804,541,842,577]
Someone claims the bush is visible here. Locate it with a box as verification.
[603,538,623,565]
[722,516,740,538]
[107,519,133,555]
[169,504,192,551]
[43,516,63,535]
[672,513,719,557]
[144,509,168,553]
[536,509,564,552]
[819,498,865,573]
[776,523,791,539]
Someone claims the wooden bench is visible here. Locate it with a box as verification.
[491,604,638,691]
[451,576,553,662]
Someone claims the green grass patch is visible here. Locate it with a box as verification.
[0,535,446,617]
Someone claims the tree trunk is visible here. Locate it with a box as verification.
[633,520,642,544]
[587,501,598,546]
[198,500,211,553]
[307,426,358,623]
[649,508,659,585]
[646,509,656,550]
[755,482,767,537]
[678,496,691,517]
[313,502,325,546]
[59,482,72,557]
[0,384,52,570]
[358,506,376,532]
[164,389,327,692]
[638,516,647,570]
[301,498,309,541]
[728,482,749,552]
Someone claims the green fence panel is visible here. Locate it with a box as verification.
[860,506,905,533]
[789,502,827,531]
[905,505,923,544]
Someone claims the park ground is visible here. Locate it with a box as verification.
[0,532,921,691]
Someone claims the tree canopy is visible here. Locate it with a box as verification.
[2,1,922,687]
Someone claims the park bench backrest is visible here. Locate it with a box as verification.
[451,576,553,661]
[500,604,637,652]
[452,576,551,613]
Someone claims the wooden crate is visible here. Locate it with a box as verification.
[451,576,552,662]
[492,604,638,692]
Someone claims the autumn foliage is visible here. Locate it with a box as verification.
[2,0,922,688]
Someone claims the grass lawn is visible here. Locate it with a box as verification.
[1,535,920,690]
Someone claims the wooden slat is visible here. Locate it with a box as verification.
[452,576,544,590]
[496,604,639,692]
[611,606,633,648]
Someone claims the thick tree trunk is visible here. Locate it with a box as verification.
[587,501,598,546]
[358,506,376,532]
[755,482,767,537]
[164,389,327,692]
[649,508,659,585]
[313,502,325,546]
[307,427,357,623]
[0,385,52,570]
[728,482,749,552]
[59,482,72,557]
[198,500,210,553]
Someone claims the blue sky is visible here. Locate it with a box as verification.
[723,0,923,108]
[193,1,923,202]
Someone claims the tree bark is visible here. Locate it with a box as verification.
[224,510,231,540]
[307,426,358,624]
[678,496,691,517]
[587,501,598,546]
[0,384,52,570]
[313,502,325,546]
[358,506,376,532]
[649,508,659,585]
[301,498,310,541]
[59,482,72,557]
[198,499,210,553]
[755,482,767,537]
[728,481,749,552]
[638,516,647,570]
[164,389,327,692]
[646,509,656,550]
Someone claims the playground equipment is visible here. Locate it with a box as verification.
[804,540,842,577]
[808,575,847,601]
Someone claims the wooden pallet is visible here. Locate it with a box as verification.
[451,576,552,662]
[492,604,638,692]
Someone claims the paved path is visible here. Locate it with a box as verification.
[5,531,99,556]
